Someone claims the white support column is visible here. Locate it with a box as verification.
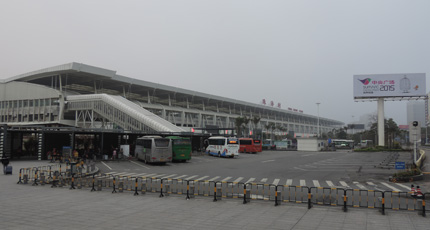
[91,110,94,128]
[377,98,385,146]
[75,111,78,127]
[198,113,202,127]
[181,111,185,127]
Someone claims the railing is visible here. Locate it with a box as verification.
[17,165,429,217]
[67,94,184,132]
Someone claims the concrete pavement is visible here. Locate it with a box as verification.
[0,160,429,230]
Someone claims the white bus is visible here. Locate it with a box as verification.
[206,136,240,158]
[135,136,172,164]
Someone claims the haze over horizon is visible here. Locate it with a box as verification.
[1,0,429,126]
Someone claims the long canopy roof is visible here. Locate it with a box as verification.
[2,62,344,126]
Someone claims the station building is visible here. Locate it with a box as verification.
[0,63,344,159]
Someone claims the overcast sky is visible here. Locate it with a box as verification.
[1,0,429,125]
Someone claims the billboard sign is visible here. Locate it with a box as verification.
[353,73,426,99]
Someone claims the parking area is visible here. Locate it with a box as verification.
[94,150,424,193]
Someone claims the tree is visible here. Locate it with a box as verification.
[264,122,276,140]
[252,116,261,129]
[235,116,250,137]
[385,118,400,148]
[337,128,347,139]
[251,116,261,139]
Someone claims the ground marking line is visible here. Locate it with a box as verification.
[353,181,367,190]
[313,180,320,187]
[395,183,412,190]
[380,182,400,191]
[233,177,244,183]
[101,161,112,170]
[129,160,150,170]
[207,176,220,182]
[300,180,306,186]
[286,179,293,186]
[184,175,199,180]
[260,178,268,183]
[245,178,255,183]
[326,181,335,187]
[195,176,209,181]
[174,175,188,179]
[339,181,349,187]
[261,160,275,163]
[221,177,232,182]
[272,179,280,186]
[163,174,178,179]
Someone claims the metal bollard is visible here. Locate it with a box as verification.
[217,187,222,200]
[77,177,82,189]
[275,190,282,206]
[186,181,191,200]
[97,179,102,191]
[70,175,76,189]
[159,179,164,197]
[90,175,96,192]
[421,196,426,217]
[40,173,46,186]
[134,178,139,196]
[308,192,312,209]
[164,184,170,196]
[140,181,146,195]
[190,185,195,198]
[17,169,23,184]
[32,170,38,186]
[213,184,218,202]
[59,176,64,188]
[243,187,251,204]
[343,195,348,212]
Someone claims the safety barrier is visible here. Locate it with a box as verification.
[17,165,429,217]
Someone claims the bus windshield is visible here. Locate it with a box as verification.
[173,139,191,145]
[239,140,253,145]
[154,139,170,147]
[208,138,225,145]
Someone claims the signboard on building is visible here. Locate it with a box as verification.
[353,73,426,99]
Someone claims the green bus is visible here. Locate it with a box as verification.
[166,136,192,162]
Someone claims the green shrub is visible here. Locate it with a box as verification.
[393,169,421,178]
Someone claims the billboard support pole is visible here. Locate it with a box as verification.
[377,98,385,146]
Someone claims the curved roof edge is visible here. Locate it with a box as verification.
[4,62,344,126]
[4,62,117,83]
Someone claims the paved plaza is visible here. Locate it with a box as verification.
[0,161,429,230]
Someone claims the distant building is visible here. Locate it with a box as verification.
[407,101,426,127]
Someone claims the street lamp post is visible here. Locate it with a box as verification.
[316,102,320,138]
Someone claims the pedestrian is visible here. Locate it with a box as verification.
[73,149,79,161]
[112,148,117,160]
